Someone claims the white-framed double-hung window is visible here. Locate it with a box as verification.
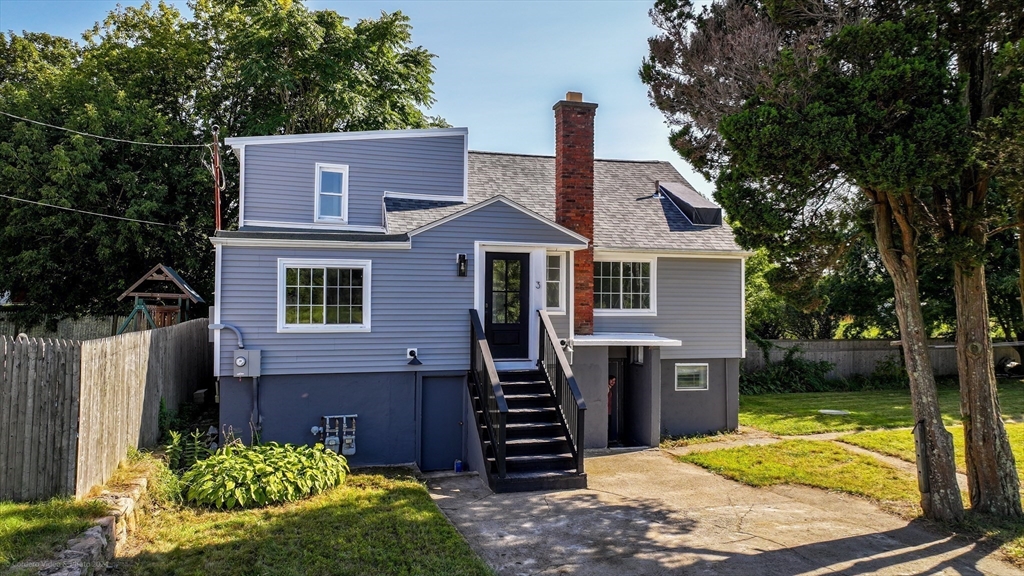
[545,253,565,313]
[277,259,370,332]
[594,259,656,315]
[314,163,349,223]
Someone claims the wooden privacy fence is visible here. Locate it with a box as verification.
[0,319,212,502]
[742,339,1021,379]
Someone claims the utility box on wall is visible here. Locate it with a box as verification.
[232,349,261,378]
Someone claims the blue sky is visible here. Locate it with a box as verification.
[0,0,711,195]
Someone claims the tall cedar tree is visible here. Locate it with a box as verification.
[642,0,968,520]
[0,0,442,323]
[930,0,1024,516]
[645,0,1024,520]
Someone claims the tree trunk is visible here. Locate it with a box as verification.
[870,189,964,522]
[954,258,1022,517]
[1017,203,1024,327]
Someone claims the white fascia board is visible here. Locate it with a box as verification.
[225,127,468,147]
[210,237,411,249]
[242,220,387,233]
[594,247,754,259]
[408,196,590,246]
[383,190,467,203]
[572,333,683,347]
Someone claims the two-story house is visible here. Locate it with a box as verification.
[211,92,747,492]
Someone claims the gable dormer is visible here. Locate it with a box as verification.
[226,128,468,232]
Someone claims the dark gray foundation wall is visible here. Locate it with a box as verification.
[659,358,740,436]
[219,371,468,468]
[627,347,661,447]
[573,345,663,449]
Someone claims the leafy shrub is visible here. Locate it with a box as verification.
[181,442,349,509]
[165,429,213,472]
[742,339,911,395]
[740,345,836,395]
[846,355,909,390]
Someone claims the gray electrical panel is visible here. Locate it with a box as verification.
[232,349,261,378]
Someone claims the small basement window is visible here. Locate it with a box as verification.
[278,259,370,332]
[674,363,708,391]
[315,163,349,222]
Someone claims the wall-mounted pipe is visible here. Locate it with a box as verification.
[209,323,245,348]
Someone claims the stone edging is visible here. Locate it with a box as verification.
[20,477,149,576]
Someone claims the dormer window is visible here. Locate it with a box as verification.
[315,163,349,223]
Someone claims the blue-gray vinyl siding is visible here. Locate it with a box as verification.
[217,200,584,375]
[593,257,743,359]
[241,135,465,228]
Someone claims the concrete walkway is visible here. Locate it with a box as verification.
[427,449,1020,575]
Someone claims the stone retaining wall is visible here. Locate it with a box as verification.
[19,476,148,575]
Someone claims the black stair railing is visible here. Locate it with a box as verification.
[537,310,587,474]
[469,309,509,478]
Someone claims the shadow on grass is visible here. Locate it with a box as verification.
[110,474,492,576]
[0,499,108,570]
[430,474,1008,576]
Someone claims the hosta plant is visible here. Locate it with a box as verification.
[181,442,349,509]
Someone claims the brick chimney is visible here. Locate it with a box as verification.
[554,91,597,335]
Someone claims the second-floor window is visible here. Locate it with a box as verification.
[315,163,349,222]
[595,261,652,312]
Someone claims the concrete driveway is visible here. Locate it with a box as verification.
[426,449,1021,575]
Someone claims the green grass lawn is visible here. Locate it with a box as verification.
[678,439,920,505]
[739,379,1024,435]
[113,472,492,576]
[0,498,108,570]
[842,422,1024,478]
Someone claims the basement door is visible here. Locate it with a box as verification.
[485,253,530,359]
[420,376,465,472]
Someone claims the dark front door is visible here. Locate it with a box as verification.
[485,252,530,359]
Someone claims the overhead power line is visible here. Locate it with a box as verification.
[0,110,210,149]
[0,194,182,228]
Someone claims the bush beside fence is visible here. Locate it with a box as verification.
[0,319,212,502]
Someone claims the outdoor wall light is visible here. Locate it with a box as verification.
[456,253,468,277]
[407,348,423,366]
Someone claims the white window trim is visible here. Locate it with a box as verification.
[313,163,349,224]
[277,258,371,333]
[674,363,709,391]
[545,252,567,314]
[593,257,658,316]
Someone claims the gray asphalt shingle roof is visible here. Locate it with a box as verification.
[385,151,743,253]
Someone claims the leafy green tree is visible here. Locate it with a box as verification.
[0,0,443,322]
[643,0,968,521]
[921,0,1024,517]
